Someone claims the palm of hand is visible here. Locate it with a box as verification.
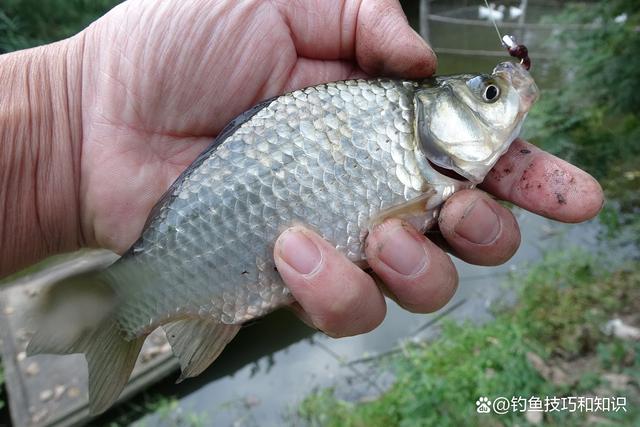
[79,0,388,252]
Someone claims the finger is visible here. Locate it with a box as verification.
[365,219,458,313]
[274,226,386,337]
[274,0,437,78]
[481,139,604,223]
[438,189,521,266]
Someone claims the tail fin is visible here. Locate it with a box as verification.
[27,269,145,414]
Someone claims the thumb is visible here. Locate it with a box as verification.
[356,0,437,78]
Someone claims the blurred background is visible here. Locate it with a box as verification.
[0,0,638,426]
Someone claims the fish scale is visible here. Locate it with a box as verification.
[109,78,435,336]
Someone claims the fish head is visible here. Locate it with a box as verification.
[415,62,539,183]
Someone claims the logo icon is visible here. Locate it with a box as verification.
[476,396,492,413]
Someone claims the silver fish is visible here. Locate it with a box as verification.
[28,61,538,413]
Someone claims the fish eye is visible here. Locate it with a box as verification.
[483,84,500,102]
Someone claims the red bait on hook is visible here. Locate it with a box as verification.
[502,35,531,70]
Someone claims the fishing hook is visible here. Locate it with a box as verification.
[502,34,532,70]
[481,0,532,70]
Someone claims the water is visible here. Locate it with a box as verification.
[120,2,601,425]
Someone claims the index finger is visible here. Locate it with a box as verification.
[481,139,604,223]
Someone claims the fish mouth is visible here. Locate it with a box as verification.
[427,159,471,182]
[493,61,539,113]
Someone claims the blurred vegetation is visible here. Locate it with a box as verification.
[525,0,640,245]
[298,251,640,426]
[0,0,121,53]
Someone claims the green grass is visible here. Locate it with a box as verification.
[298,250,640,427]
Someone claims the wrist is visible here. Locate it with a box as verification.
[0,35,85,276]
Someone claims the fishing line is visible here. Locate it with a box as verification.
[483,0,505,45]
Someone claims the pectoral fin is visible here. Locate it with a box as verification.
[163,318,240,382]
[368,189,439,233]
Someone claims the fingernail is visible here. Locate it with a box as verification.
[455,199,501,245]
[377,224,428,276]
[278,229,322,275]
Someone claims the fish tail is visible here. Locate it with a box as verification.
[26,267,145,414]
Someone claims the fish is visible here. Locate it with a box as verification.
[27,60,538,414]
